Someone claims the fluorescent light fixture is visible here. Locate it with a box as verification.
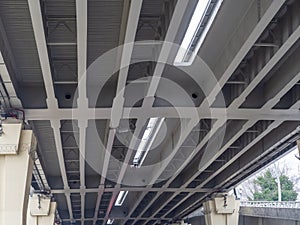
[115,191,129,206]
[133,117,165,167]
[174,0,223,66]
[107,219,114,224]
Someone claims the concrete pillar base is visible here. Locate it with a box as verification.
[27,194,57,225]
[203,193,240,225]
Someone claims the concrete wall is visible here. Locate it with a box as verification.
[240,207,300,221]
[189,216,299,225]
[188,207,300,225]
[238,216,299,225]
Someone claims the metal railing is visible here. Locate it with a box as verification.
[240,201,300,208]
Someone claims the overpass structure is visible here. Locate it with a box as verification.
[0,0,300,225]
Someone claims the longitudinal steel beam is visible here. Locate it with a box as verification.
[76,0,89,224]
[92,1,143,224]
[106,1,192,224]
[28,0,73,221]
[50,120,74,220]
[103,0,185,221]
[230,25,300,108]
[27,0,57,109]
[205,0,286,105]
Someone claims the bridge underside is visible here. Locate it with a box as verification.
[0,0,300,225]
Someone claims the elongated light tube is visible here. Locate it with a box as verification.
[174,0,223,66]
[107,219,114,224]
[114,191,129,206]
[133,117,165,167]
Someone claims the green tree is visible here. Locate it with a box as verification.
[252,169,298,201]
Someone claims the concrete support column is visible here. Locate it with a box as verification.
[27,194,57,225]
[0,120,37,225]
[203,193,240,225]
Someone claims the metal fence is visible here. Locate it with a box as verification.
[240,201,300,208]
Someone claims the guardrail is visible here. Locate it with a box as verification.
[240,201,300,208]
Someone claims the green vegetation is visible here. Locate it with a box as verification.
[252,169,298,201]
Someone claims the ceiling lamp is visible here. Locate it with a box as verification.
[107,219,114,224]
[132,117,165,168]
[114,191,129,206]
[174,0,223,66]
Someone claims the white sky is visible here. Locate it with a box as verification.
[277,147,300,177]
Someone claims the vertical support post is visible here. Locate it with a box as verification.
[0,120,37,225]
[203,193,240,225]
